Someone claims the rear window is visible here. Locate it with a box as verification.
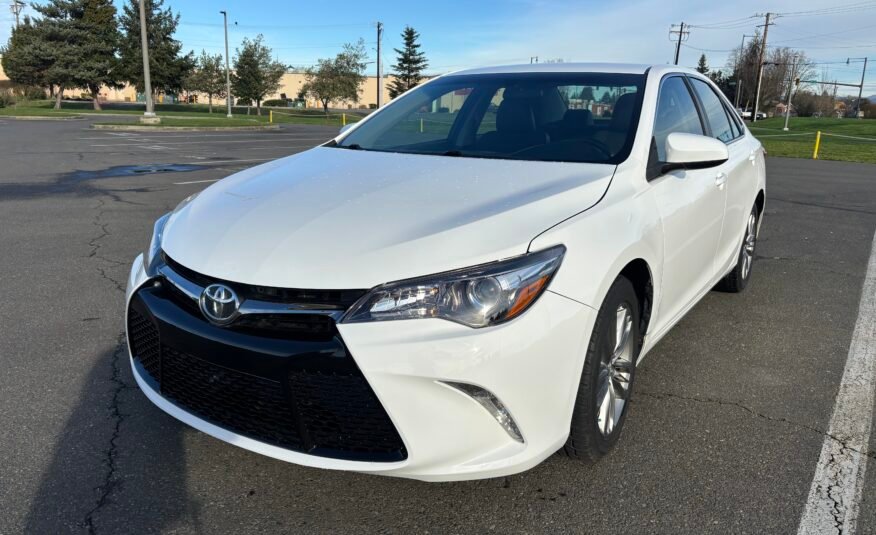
[336,72,646,164]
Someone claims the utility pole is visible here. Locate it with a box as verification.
[670,22,689,65]
[848,57,868,118]
[220,10,233,118]
[137,0,156,120]
[752,12,774,123]
[376,22,384,108]
[11,0,24,28]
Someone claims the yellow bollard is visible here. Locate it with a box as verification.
[812,131,821,159]
[270,110,273,123]
[420,118,424,133]
[342,113,346,126]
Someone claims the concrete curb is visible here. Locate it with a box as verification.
[91,124,281,132]
[1,115,85,121]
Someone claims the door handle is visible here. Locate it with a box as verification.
[749,151,757,164]
[715,172,727,188]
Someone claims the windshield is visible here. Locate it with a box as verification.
[336,72,645,164]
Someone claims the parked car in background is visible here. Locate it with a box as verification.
[125,63,767,481]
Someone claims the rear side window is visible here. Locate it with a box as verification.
[653,76,703,161]
[689,78,735,143]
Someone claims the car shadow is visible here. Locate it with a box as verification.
[23,343,195,533]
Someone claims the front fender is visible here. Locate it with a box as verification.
[529,167,664,321]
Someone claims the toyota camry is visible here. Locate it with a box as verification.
[125,63,766,481]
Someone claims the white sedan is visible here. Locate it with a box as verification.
[125,63,766,481]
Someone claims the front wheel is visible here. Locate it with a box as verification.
[564,276,640,463]
[718,204,759,293]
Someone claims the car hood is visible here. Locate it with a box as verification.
[162,147,614,289]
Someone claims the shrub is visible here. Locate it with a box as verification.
[262,98,288,107]
[18,86,47,100]
[0,90,14,108]
[368,103,378,109]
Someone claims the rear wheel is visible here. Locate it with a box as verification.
[718,204,759,293]
[564,276,639,462]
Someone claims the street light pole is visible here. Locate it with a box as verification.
[376,22,384,108]
[752,12,774,123]
[848,57,868,118]
[734,34,753,110]
[221,10,232,118]
[783,55,799,131]
[138,0,156,119]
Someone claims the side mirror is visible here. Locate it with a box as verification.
[662,132,729,173]
[339,123,354,135]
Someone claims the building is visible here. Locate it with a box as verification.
[0,57,396,108]
[0,57,11,90]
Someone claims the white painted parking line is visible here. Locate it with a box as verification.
[173,179,222,185]
[798,229,876,534]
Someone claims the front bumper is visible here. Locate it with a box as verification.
[126,254,595,481]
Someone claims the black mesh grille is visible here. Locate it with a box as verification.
[127,294,407,462]
[289,370,406,457]
[160,347,305,450]
[128,309,160,379]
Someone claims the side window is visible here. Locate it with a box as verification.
[653,76,704,161]
[689,78,735,143]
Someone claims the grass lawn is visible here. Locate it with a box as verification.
[0,106,82,117]
[749,117,876,164]
[1,100,367,126]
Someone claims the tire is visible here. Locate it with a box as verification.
[564,276,640,463]
[717,204,759,293]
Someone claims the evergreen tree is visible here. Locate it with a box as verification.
[78,0,122,110]
[118,0,193,99]
[388,26,428,98]
[0,17,53,94]
[231,35,286,115]
[31,1,83,109]
[186,50,226,113]
[696,54,709,75]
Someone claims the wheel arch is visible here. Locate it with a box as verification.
[618,259,654,345]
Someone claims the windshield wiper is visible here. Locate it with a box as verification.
[344,143,363,150]
[442,150,464,156]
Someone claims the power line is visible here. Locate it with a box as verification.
[775,1,876,17]
[179,21,373,30]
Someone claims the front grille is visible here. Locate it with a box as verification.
[289,370,407,456]
[231,313,335,340]
[127,297,407,462]
[161,346,305,449]
[128,308,160,379]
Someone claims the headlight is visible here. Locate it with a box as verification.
[143,213,171,276]
[143,194,198,276]
[341,245,565,328]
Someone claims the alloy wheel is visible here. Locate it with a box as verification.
[741,211,757,280]
[596,304,634,437]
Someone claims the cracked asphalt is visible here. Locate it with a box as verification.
[1,116,875,534]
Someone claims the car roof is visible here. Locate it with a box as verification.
[446,63,696,77]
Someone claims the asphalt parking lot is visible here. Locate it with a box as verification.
[1,115,875,534]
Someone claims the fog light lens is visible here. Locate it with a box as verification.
[443,381,523,443]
